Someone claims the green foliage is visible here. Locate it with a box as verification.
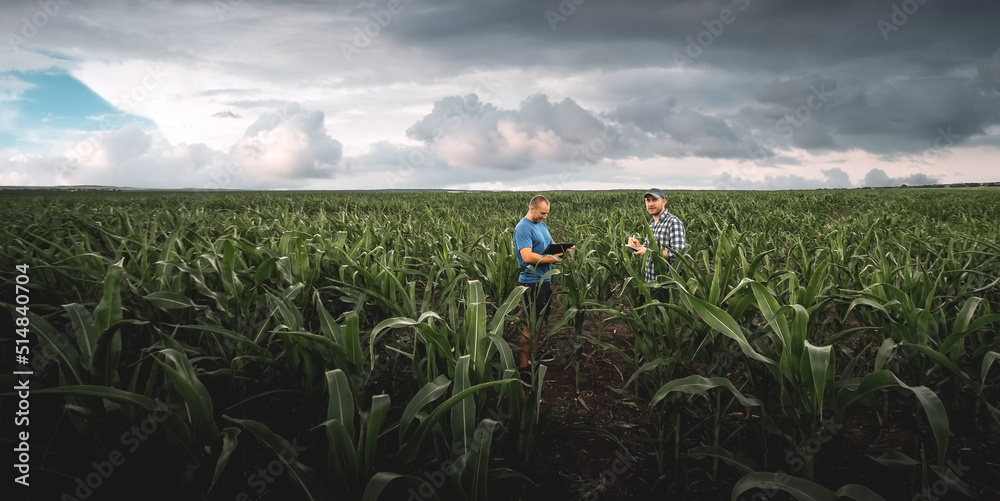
[1,188,998,499]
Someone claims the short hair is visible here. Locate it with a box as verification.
[529,195,549,208]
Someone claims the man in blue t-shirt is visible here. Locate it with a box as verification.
[513,195,572,386]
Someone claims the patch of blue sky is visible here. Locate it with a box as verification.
[1,70,156,150]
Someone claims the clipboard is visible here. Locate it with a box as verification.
[542,242,574,255]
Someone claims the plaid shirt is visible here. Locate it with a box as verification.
[643,211,686,282]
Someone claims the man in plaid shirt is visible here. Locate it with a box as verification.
[627,188,686,282]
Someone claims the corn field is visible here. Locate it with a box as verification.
[1,188,998,500]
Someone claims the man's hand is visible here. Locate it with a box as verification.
[556,245,575,259]
[627,238,646,256]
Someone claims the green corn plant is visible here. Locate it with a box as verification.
[833,370,951,466]
[322,368,400,500]
[4,188,1000,499]
[315,293,366,389]
[7,258,150,391]
[225,415,331,500]
[730,471,887,501]
[680,279,947,480]
[557,234,614,393]
[453,228,522,308]
[672,280,777,472]
[649,374,763,481]
[750,284,836,477]
[845,281,994,400]
[982,350,1000,430]
[502,362,548,471]
[392,367,514,476]
[367,280,524,398]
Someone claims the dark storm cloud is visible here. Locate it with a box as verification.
[980,50,1000,91]
[713,167,931,190]
[514,93,608,144]
[714,167,854,190]
[375,0,997,70]
[862,168,939,187]
[405,93,625,169]
[354,0,999,161]
[4,0,998,189]
[613,95,745,158]
[725,68,999,157]
[755,76,839,110]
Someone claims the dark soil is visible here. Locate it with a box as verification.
[520,295,732,500]
[510,290,1000,500]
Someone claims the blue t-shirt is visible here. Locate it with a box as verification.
[513,217,554,283]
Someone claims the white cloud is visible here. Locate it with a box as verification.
[0,75,36,102]
[0,168,31,185]
[231,103,343,180]
[0,104,349,189]
[407,93,622,170]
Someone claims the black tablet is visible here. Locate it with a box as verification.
[543,242,574,254]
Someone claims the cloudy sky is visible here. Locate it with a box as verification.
[1,0,998,190]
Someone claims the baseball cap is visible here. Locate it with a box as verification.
[643,188,665,199]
